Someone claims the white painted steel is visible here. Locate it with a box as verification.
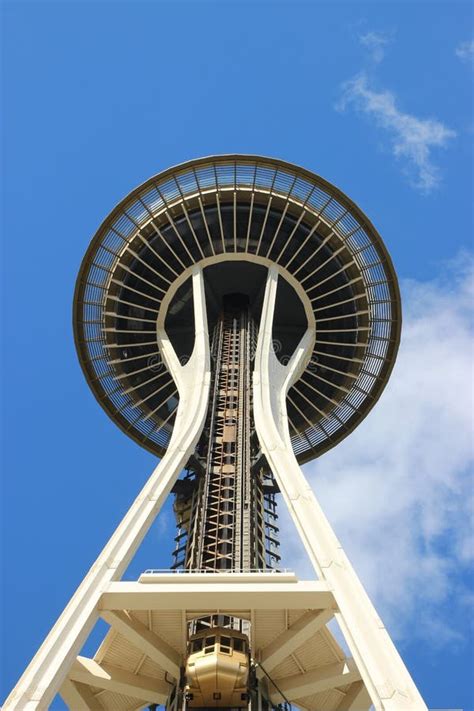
[138,571,298,584]
[68,656,169,704]
[269,658,361,703]
[156,252,316,340]
[98,579,335,612]
[252,266,427,711]
[3,267,211,711]
[58,680,104,711]
[99,610,181,678]
[258,608,335,676]
[336,681,373,710]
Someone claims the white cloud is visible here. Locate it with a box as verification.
[280,254,474,646]
[359,30,392,64]
[337,73,456,192]
[455,39,474,63]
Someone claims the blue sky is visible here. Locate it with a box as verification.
[1,1,473,709]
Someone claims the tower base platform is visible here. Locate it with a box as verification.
[59,572,371,711]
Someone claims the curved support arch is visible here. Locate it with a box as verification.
[156,252,316,340]
[253,266,427,711]
[4,267,211,711]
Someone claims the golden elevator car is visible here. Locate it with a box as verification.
[185,627,250,708]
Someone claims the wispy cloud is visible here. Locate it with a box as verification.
[359,30,393,64]
[337,73,456,192]
[455,39,474,63]
[281,254,474,646]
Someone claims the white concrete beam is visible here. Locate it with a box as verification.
[99,580,334,611]
[270,658,361,703]
[59,679,104,710]
[336,680,372,710]
[69,656,169,705]
[258,608,334,676]
[100,610,181,678]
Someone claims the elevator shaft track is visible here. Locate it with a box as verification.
[172,295,280,573]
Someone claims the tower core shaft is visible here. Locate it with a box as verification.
[172,294,280,573]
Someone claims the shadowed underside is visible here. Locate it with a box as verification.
[74,155,401,464]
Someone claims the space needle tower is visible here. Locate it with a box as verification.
[5,156,427,710]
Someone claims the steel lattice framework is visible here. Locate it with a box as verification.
[171,297,281,574]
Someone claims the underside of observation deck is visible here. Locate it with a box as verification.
[74,155,401,466]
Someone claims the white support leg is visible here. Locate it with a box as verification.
[253,266,427,711]
[4,266,211,711]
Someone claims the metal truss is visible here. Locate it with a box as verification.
[172,297,281,574]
